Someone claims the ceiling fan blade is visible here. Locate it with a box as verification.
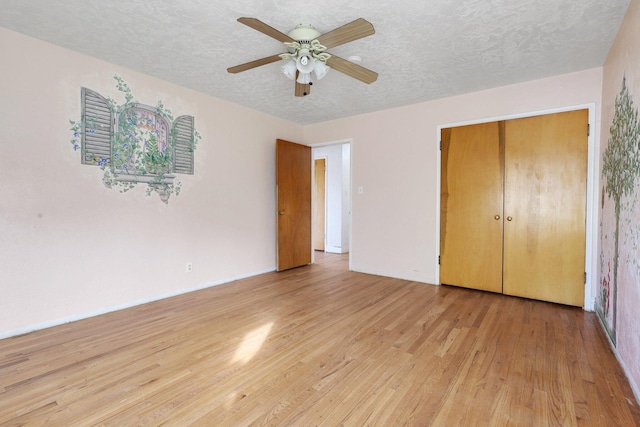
[326,55,378,84]
[294,72,311,97]
[227,54,284,74]
[237,17,294,43]
[317,18,375,49]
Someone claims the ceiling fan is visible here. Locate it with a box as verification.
[227,17,378,97]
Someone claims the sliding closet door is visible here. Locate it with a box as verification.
[502,109,588,306]
[440,122,504,293]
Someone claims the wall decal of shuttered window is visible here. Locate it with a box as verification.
[69,75,200,204]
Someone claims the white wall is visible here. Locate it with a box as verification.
[341,143,351,253]
[0,28,303,338]
[304,68,603,297]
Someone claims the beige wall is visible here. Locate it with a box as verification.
[599,0,640,400]
[304,68,603,295]
[0,28,303,337]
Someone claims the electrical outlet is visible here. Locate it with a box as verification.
[186,262,193,273]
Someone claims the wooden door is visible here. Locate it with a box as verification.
[276,139,312,271]
[440,122,504,293]
[314,158,326,251]
[503,110,588,306]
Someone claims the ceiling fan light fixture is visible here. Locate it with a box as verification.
[296,72,312,85]
[282,59,297,80]
[296,54,315,74]
[313,60,330,80]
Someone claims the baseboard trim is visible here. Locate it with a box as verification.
[325,246,347,254]
[595,313,640,405]
[0,267,276,340]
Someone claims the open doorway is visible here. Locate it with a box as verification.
[314,158,327,251]
[312,142,351,261]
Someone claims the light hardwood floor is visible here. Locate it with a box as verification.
[1,253,639,426]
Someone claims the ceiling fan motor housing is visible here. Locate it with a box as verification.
[288,24,321,43]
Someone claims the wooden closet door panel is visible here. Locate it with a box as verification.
[503,109,588,306]
[440,122,504,293]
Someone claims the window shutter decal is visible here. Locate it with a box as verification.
[173,115,195,174]
[81,87,113,165]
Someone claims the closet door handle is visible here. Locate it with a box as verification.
[494,215,500,220]
[507,216,513,221]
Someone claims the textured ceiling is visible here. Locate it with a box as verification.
[0,0,630,125]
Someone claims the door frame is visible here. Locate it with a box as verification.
[435,103,597,310]
[309,138,353,270]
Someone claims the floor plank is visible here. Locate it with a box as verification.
[0,252,638,426]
